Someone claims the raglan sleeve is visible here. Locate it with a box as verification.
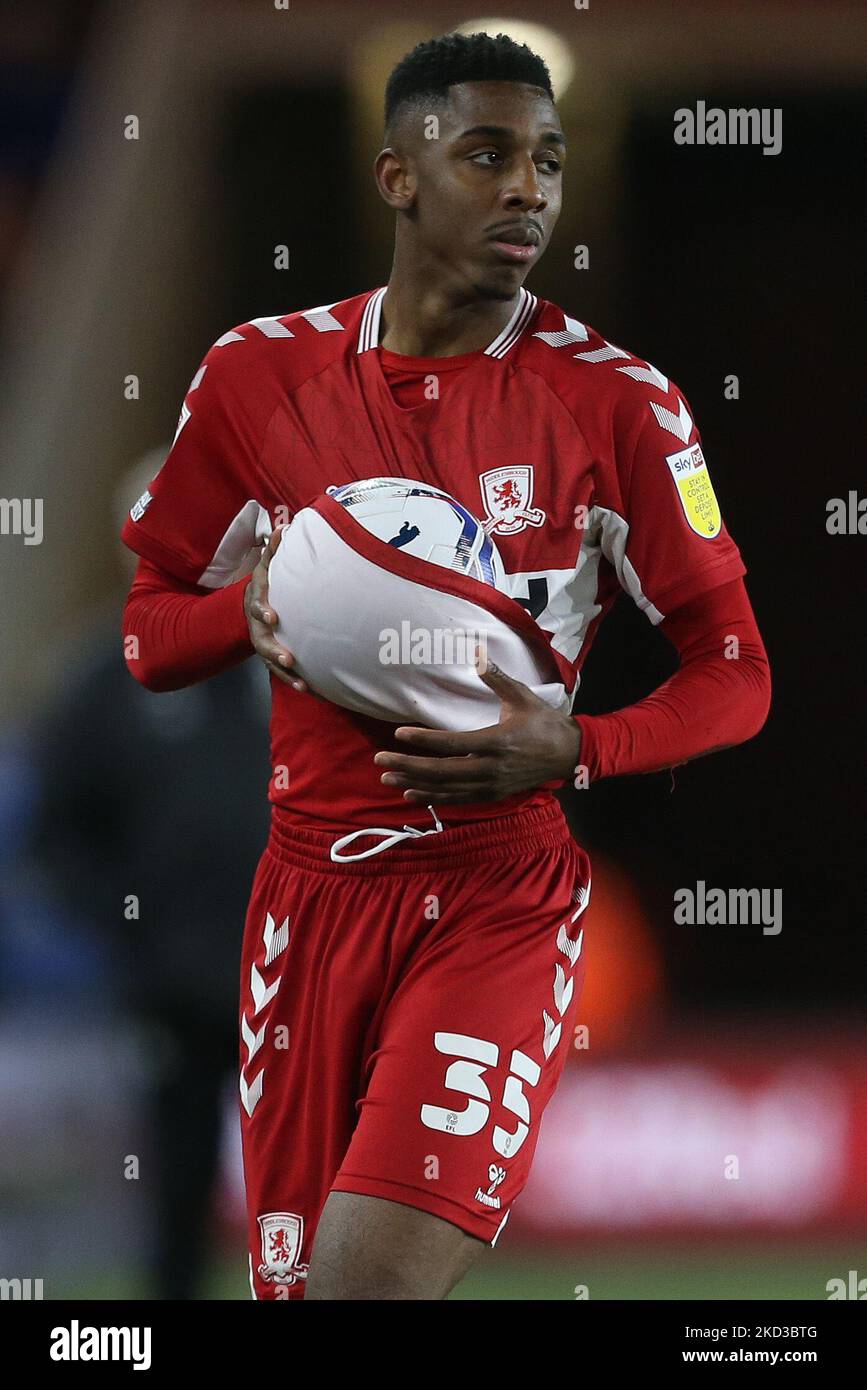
[604,378,746,620]
[120,334,275,588]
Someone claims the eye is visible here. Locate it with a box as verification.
[538,157,562,174]
[470,150,502,166]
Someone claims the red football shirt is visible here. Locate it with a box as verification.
[121,288,746,830]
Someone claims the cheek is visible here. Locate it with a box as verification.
[419,187,479,240]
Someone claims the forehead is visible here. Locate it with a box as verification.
[439,81,561,136]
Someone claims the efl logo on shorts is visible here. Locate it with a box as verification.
[257,1211,309,1286]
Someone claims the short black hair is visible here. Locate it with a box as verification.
[385,31,554,132]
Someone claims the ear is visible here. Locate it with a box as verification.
[374,148,416,211]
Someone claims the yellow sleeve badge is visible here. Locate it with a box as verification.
[665,443,722,538]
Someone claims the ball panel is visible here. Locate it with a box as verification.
[330,476,503,587]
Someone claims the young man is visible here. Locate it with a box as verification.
[121,32,771,1299]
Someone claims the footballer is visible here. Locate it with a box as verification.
[121,32,771,1300]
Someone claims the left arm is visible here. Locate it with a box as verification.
[374,576,771,803]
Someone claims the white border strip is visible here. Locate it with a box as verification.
[357,285,538,358]
[356,286,387,352]
[485,288,538,358]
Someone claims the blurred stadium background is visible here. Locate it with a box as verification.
[0,0,865,1300]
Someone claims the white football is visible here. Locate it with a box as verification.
[326,477,507,588]
[265,482,570,731]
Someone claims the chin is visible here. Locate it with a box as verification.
[469,272,526,302]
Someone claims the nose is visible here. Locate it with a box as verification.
[501,155,547,213]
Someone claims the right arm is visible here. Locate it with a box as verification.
[118,325,306,693]
[122,533,307,692]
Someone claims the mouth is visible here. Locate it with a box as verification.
[487,225,542,265]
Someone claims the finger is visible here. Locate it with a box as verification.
[475,656,542,707]
[261,657,307,691]
[248,597,279,626]
[260,654,294,685]
[389,725,501,756]
[263,526,286,559]
[248,528,287,620]
[401,785,499,805]
[253,529,285,586]
[263,653,306,689]
[378,755,496,786]
[253,636,307,688]
[251,627,296,665]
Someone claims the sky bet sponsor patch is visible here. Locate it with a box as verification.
[665,443,721,538]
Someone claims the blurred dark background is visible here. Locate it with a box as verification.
[0,0,864,1300]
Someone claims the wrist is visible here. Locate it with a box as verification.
[571,714,601,783]
[549,715,584,786]
[567,715,583,769]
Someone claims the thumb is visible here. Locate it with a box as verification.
[474,646,539,706]
[258,525,286,577]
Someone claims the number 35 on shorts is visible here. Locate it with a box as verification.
[420,1031,540,1158]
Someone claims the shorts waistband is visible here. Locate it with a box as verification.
[266,799,571,876]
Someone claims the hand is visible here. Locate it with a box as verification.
[244,528,308,690]
[373,653,583,805]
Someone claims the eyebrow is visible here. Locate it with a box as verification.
[454,124,566,148]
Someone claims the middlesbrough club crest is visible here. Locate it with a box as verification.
[479,466,546,536]
[257,1212,309,1286]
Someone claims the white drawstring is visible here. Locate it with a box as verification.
[330,805,444,863]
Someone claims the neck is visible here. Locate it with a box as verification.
[380,247,521,358]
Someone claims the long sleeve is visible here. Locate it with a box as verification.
[574,577,771,781]
[122,557,255,692]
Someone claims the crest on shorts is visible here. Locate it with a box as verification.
[479,466,546,536]
[257,1211,309,1285]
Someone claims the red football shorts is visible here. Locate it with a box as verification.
[238,798,591,1299]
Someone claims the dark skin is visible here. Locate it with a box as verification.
[244,81,583,804]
